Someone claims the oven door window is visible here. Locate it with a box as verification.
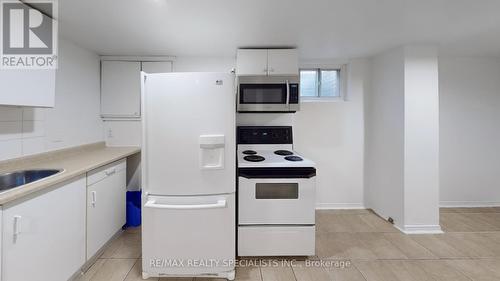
[255,183,299,199]
[240,84,287,104]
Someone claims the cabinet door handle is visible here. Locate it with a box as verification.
[263,68,268,73]
[105,169,116,176]
[13,215,22,241]
[91,191,97,207]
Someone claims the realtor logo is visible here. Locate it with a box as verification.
[1,0,58,69]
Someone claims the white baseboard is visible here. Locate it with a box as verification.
[316,203,366,210]
[440,201,500,208]
[396,224,443,234]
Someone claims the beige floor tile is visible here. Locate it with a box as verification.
[260,263,296,281]
[354,260,401,281]
[447,259,500,281]
[74,259,107,281]
[440,213,499,232]
[291,261,330,281]
[100,233,141,259]
[416,232,500,258]
[440,213,481,232]
[317,212,396,233]
[316,232,377,259]
[358,214,398,233]
[440,213,477,232]
[235,265,262,281]
[410,234,468,258]
[383,233,436,259]
[355,260,470,281]
[316,213,355,233]
[87,259,136,281]
[317,232,408,260]
[474,213,500,229]
[343,215,378,232]
[125,259,159,281]
[292,260,365,281]
[323,261,366,281]
[413,260,470,281]
[159,278,193,281]
[440,208,461,213]
[125,226,142,234]
[384,260,435,281]
[444,233,500,257]
[463,213,500,230]
[354,233,408,259]
[480,232,500,244]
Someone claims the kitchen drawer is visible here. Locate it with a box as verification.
[87,159,126,186]
[238,226,315,256]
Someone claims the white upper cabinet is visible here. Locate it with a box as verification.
[236,49,268,76]
[142,61,173,73]
[267,49,299,76]
[236,49,298,76]
[101,60,173,118]
[101,61,141,118]
[0,69,55,107]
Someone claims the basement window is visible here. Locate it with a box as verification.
[299,65,346,101]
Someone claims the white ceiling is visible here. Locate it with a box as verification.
[59,0,500,59]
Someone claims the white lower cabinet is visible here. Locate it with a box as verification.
[86,159,127,259]
[1,176,86,281]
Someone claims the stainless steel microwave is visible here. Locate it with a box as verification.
[237,76,299,113]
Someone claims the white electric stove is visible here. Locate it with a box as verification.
[237,126,316,257]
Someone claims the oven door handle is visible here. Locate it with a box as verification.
[144,199,227,210]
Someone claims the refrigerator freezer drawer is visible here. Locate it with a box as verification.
[142,193,236,278]
[238,225,315,256]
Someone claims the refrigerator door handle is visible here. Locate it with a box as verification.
[144,199,227,210]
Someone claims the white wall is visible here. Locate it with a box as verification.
[439,57,500,207]
[174,57,236,73]
[294,60,367,209]
[364,48,405,228]
[0,39,103,160]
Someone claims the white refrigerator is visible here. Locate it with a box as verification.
[141,72,236,280]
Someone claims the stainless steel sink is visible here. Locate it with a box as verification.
[0,169,63,192]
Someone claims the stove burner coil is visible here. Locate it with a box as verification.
[244,155,265,162]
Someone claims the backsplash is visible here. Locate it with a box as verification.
[0,106,50,160]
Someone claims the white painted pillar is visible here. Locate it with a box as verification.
[402,46,441,233]
[366,45,441,234]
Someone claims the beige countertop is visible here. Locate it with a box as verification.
[0,142,140,205]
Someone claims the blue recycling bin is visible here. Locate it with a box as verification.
[126,190,141,227]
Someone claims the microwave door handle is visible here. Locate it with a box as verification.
[285,80,290,106]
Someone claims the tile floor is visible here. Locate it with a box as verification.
[76,207,500,281]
